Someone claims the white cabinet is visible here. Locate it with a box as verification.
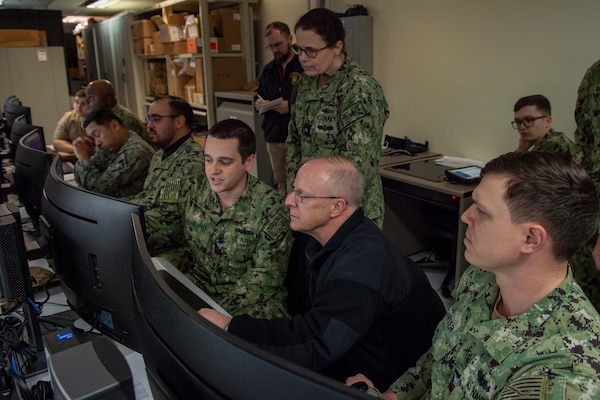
[0,47,70,144]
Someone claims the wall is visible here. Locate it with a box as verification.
[255,0,600,162]
[0,47,71,144]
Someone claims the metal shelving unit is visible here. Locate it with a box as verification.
[135,0,257,128]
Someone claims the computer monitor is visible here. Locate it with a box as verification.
[4,102,31,136]
[40,155,144,352]
[14,128,52,233]
[10,116,41,162]
[130,213,370,400]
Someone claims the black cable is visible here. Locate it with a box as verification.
[29,380,52,400]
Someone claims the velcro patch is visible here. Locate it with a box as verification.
[498,375,548,400]
[263,209,288,240]
[160,178,181,203]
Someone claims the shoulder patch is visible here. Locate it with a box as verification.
[160,178,181,203]
[263,208,288,240]
[498,375,549,400]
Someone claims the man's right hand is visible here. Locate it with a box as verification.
[254,98,267,113]
[72,137,95,161]
[516,136,534,152]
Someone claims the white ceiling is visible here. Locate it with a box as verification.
[0,0,161,17]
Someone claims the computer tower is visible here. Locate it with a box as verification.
[0,202,29,301]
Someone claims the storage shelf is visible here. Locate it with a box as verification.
[136,0,255,127]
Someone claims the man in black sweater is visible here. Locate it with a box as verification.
[199,155,445,389]
[254,21,303,196]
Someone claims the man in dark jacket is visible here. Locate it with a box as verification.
[254,21,303,196]
[199,155,446,389]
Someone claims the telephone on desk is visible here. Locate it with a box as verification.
[381,135,429,156]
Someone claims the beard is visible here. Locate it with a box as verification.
[274,49,290,64]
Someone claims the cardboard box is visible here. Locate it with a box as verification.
[148,60,168,96]
[0,29,47,47]
[168,58,191,99]
[193,59,204,93]
[184,14,199,39]
[209,37,220,53]
[133,37,153,55]
[172,41,188,55]
[187,38,199,54]
[192,92,205,106]
[131,19,157,39]
[151,31,164,55]
[210,8,241,53]
[212,57,245,91]
[184,77,196,104]
[151,14,185,43]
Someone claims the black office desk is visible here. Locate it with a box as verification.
[379,155,475,296]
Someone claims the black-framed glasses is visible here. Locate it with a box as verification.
[510,115,547,129]
[146,114,180,123]
[291,44,330,58]
[265,41,285,50]
[291,189,340,203]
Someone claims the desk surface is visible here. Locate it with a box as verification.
[379,157,476,197]
[378,150,441,167]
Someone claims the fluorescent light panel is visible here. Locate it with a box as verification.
[85,0,119,8]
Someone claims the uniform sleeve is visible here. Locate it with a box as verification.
[534,132,574,157]
[574,61,600,194]
[219,204,291,318]
[144,174,201,259]
[285,79,302,192]
[74,140,152,197]
[386,350,433,399]
[336,76,388,172]
[53,112,71,141]
[121,114,151,144]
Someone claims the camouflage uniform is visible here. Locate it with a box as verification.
[368,265,600,399]
[112,103,151,144]
[286,56,389,228]
[74,132,154,198]
[530,129,574,156]
[570,59,600,312]
[182,173,292,319]
[127,135,204,273]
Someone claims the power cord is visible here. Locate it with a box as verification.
[0,312,52,400]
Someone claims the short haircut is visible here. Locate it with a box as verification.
[265,21,291,37]
[482,151,599,261]
[295,8,345,48]
[317,156,364,207]
[75,89,87,98]
[83,109,123,129]
[207,119,256,162]
[513,94,552,115]
[153,95,194,129]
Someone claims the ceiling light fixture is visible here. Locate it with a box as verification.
[84,0,119,8]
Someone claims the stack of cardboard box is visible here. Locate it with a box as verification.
[0,29,47,47]
[133,6,247,104]
[209,7,242,53]
[151,14,188,55]
[131,20,157,55]
[147,60,168,97]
